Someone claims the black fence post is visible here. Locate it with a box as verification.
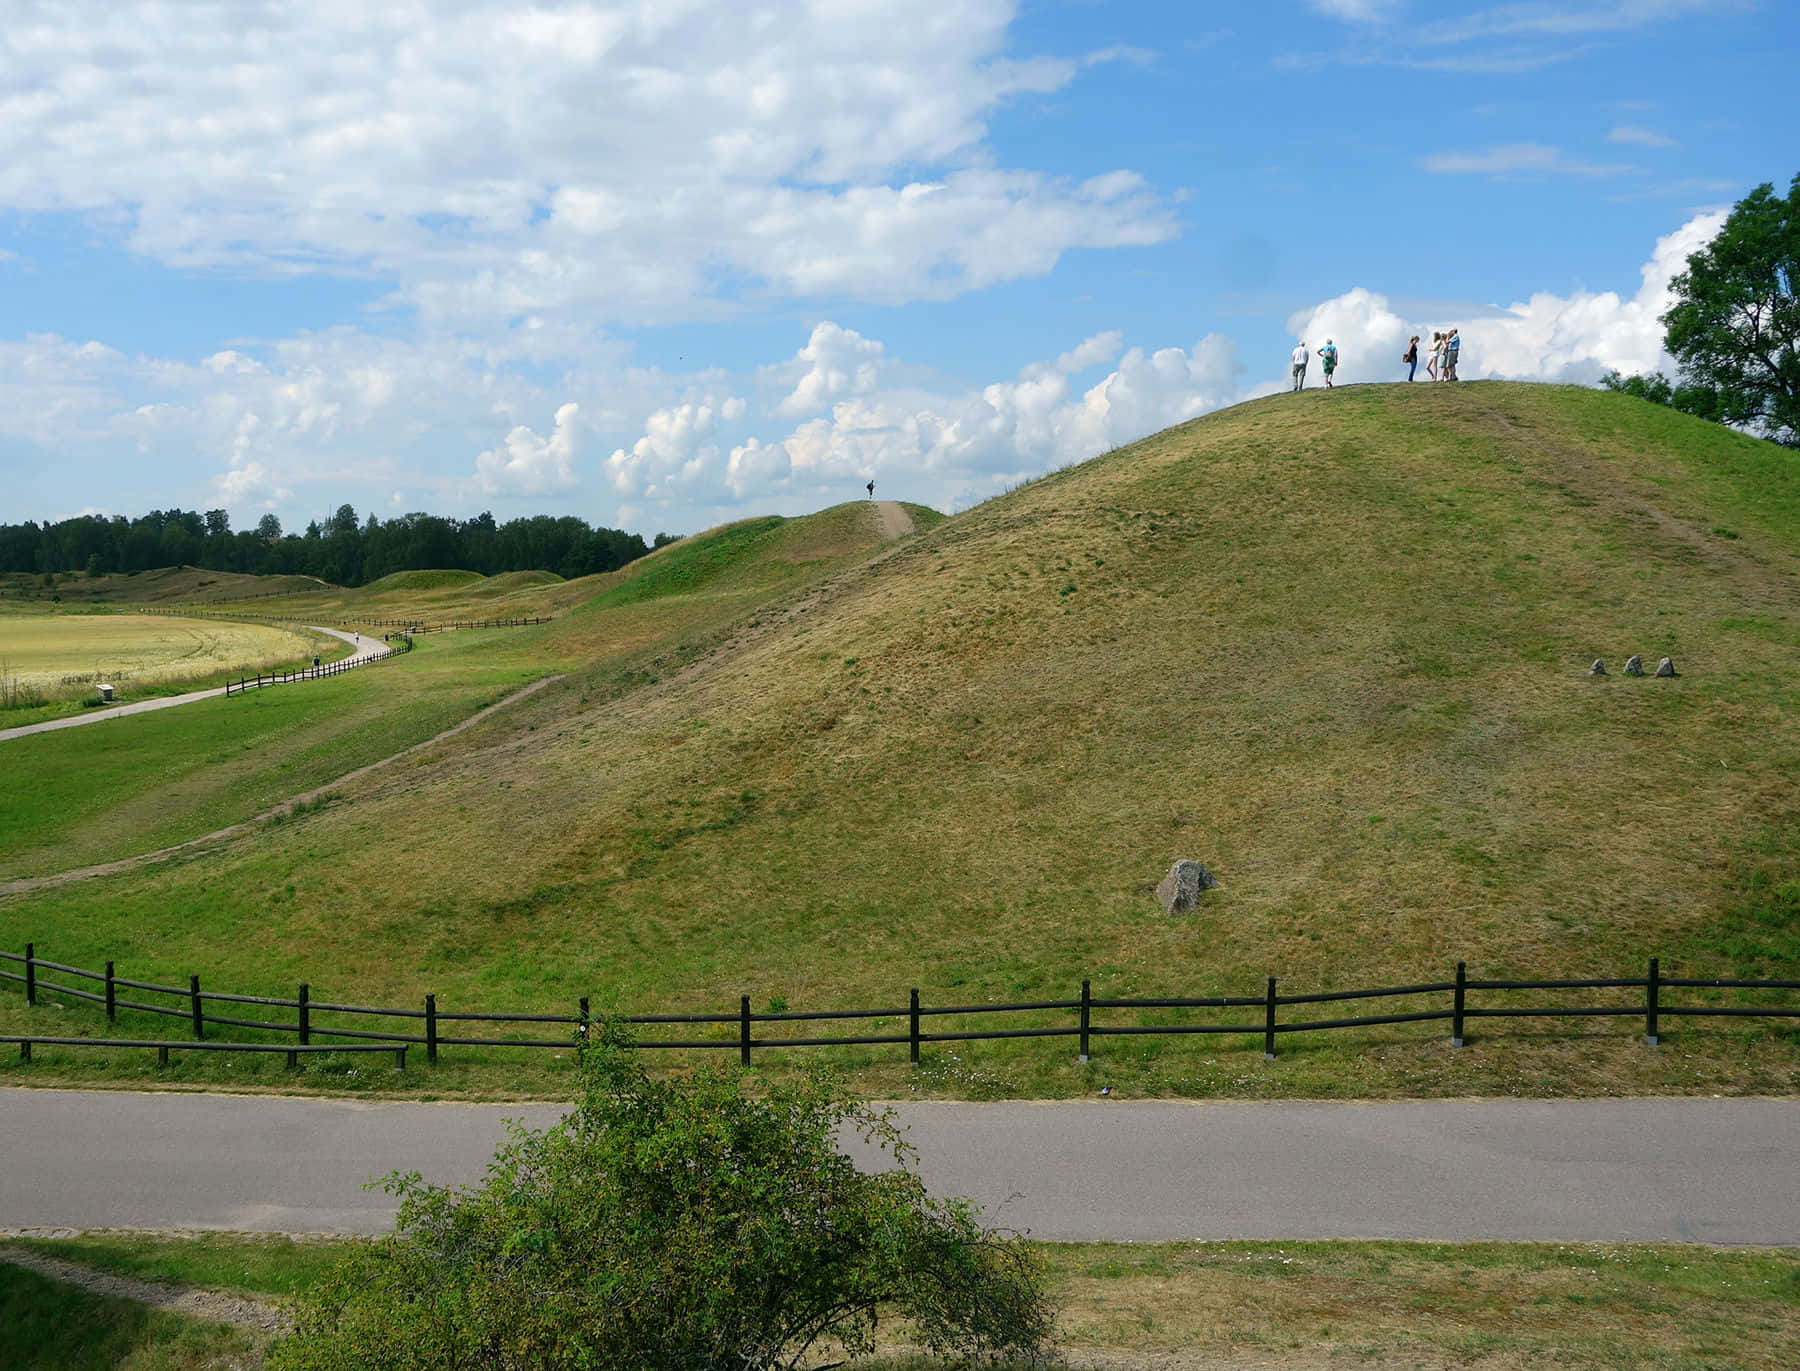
[1078,978,1091,1063]
[426,994,438,1064]
[740,995,752,1066]
[1453,961,1467,1048]
[1264,977,1277,1060]
[298,983,310,1046]
[1646,956,1660,1046]
[909,988,921,1065]
[24,943,34,1007]
[105,961,116,1021]
[189,975,204,1040]
[579,995,590,1050]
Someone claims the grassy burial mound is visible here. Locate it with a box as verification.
[2,565,328,605]
[5,383,1800,1097]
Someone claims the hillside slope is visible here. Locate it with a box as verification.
[8,383,1800,1095]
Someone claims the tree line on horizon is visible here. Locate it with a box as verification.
[0,504,675,587]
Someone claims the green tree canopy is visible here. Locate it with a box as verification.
[270,1028,1054,1371]
[1662,174,1800,447]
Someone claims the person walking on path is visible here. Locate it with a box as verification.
[1444,328,1461,381]
[1318,338,1339,388]
[1403,335,1420,382]
[865,479,875,500]
[1290,341,1309,391]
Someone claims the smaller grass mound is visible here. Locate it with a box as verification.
[357,569,486,594]
[475,570,563,594]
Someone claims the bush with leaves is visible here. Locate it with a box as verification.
[269,1026,1054,1371]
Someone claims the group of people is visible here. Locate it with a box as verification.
[1289,328,1463,390]
[1288,338,1339,390]
[1402,329,1461,383]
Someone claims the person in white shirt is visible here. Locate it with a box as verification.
[1290,342,1309,391]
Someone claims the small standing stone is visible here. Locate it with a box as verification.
[1656,656,1678,677]
[1623,655,1645,677]
[1155,859,1220,915]
[1590,659,1607,675]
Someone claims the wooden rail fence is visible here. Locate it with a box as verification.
[5,945,1798,1069]
[223,633,411,697]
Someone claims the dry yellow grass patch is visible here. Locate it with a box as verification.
[0,612,325,693]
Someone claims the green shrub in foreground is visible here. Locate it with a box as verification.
[269,1025,1053,1371]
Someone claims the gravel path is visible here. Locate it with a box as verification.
[0,626,389,743]
[872,499,916,540]
[0,1242,290,1334]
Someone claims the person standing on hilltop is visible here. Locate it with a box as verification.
[1318,338,1338,388]
[866,479,875,500]
[1426,332,1443,381]
[1403,335,1420,382]
[1290,340,1309,391]
[1444,328,1461,381]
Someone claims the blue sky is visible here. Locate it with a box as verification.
[1,0,1792,539]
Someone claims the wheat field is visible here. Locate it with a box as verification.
[0,611,323,696]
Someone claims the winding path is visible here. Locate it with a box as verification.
[0,627,389,744]
[2,1090,1796,1244]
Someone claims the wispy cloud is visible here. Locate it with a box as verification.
[1609,125,1677,147]
[1608,177,1739,202]
[1283,0,1750,73]
[1277,40,1600,74]
[1083,44,1158,67]
[1417,0,1752,46]
[1422,142,1638,177]
[1304,0,1405,19]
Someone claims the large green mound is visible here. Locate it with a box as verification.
[9,382,1800,1097]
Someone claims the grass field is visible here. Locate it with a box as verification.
[2,565,330,607]
[0,631,548,882]
[3,385,1799,1100]
[0,1259,254,1370]
[0,610,340,709]
[8,1232,1798,1369]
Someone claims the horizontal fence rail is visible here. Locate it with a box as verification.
[223,634,411,697]
[5,946,1798,1071]
[3,1035,407,1069]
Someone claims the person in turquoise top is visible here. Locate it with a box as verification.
[1318,338,1338,388]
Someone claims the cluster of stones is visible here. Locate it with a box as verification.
[1590,655,1677,678]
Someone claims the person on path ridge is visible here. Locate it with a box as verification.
[1290,341,1309,391]
[1426,332,1443,381]
[866,479,875,500]
[1444,328,1461,382]
[1318,338,1338,388]
[1403,335,1420,382]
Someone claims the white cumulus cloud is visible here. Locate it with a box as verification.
[605,397,744,498]
[778,323,887,417]
[1285,208,1728,386]
[0,1,1174,329]
[475,402,583,496]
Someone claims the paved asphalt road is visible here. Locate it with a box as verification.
[3,1089,1796,1243]
[0,627,388,743]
